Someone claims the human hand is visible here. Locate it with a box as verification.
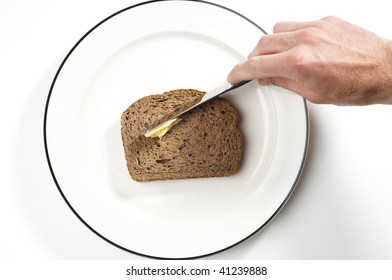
[227,16,392,105]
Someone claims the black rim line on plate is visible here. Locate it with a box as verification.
[43,0,309,260]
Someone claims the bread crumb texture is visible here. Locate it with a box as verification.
[121,89,243,182]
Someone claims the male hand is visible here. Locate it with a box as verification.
[227,16,392,105]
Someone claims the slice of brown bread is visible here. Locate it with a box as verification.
[121,89,243,182]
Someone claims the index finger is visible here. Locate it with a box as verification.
[227,53,294,84]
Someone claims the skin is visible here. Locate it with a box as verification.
[227,16,392,105]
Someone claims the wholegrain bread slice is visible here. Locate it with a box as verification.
[121,89,243,182]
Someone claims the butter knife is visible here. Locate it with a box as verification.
[143,80,250,137]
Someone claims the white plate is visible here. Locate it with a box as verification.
[44,0,308,259]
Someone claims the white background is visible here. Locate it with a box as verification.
[1,0,392,261]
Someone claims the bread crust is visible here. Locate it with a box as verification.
[121,89,243,182]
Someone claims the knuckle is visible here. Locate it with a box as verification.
[247,57,260,74]
[286,49,312,80]
[272,22,285,33]
[288,49,306,67]
[321,15,338,23]
[296,27,321,44]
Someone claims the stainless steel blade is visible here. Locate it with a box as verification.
[143,80,250,136]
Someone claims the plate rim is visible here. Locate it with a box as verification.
[43,0,309,259]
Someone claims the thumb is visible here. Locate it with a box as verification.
[260,77,321,103]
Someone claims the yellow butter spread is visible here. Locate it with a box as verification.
[144,118,182,139]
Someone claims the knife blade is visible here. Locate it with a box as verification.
[143,80,251,137]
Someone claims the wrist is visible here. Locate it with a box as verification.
[380,39,392,104]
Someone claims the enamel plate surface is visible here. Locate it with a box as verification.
[44,0,308,259]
